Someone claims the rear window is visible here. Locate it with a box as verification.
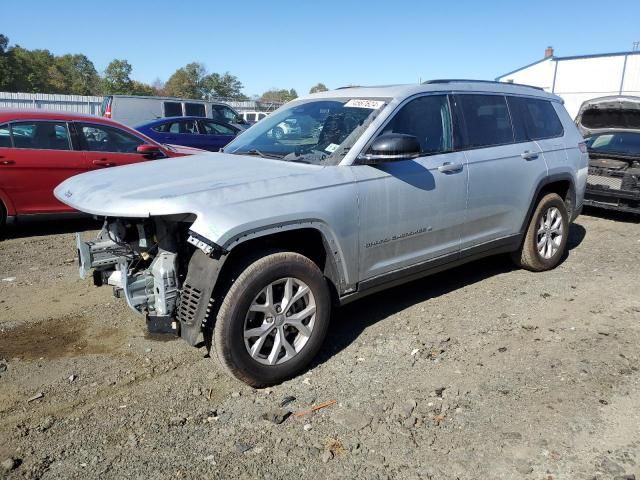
[10,121,71,150]
[581,108,640,130]
[508,97,563,141]
[0,124,10,147]
[456,94,514,148]
[163,102,182,117]
[184,103,205,116]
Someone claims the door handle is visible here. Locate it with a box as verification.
[92,159,116,167]
[521,151,539,161]
[0,160,15,165]
[438,162,463,173]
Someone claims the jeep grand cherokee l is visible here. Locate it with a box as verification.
[55,80,587,387]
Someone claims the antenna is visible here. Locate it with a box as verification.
[633,41,639,52]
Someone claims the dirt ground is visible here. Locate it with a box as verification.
[1,210,639,480]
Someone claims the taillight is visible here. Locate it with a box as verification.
[104,103,112,119]
[578,142,587,153]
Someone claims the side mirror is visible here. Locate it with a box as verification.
[358,134,421,164]
[137,144,162,157]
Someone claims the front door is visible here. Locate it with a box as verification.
[352,94,468,281]
[74,122,151,169]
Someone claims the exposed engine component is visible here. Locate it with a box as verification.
[76,217,191,333]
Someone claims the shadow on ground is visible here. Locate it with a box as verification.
[582,206,640,224]
[315,222,587,366]
[1,217,101,240]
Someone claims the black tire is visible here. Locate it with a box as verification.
[214,251,331,387]
[512,192,569,271]
[273,126,284,140]
[0,201,6,237]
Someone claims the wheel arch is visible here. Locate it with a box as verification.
[520,173,576,235]
[217,222,349,302]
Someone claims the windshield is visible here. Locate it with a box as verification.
[224,98,389,165]
[585,132,640,156]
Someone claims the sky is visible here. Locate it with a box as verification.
[2,0,640,97]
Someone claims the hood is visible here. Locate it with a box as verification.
[54,152,348,218]
[576,96,640,136]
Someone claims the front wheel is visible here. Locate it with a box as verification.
[512,192,569,271]
[214,251,331,387]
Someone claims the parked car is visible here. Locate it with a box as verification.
[240,111,269,124]
[56,80,587,387]
[575,96,640,214]
[136,117,240,152]
[101,95,249,130]
[0,109,202,229]
[268,118,302,140]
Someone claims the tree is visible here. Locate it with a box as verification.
[0,34,9,90]
[309,83,328,94]
[202,72,245,99]
[102,59,133,94]
[164,62,206,99]
[7,47,55,93]
[260,88,298,103]
[130,80,157,96]
[49,54,100,95]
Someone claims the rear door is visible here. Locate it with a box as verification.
[0,120,87,214]
[198,120,238,151]
[74,122,153,168]
[453,93,547,249]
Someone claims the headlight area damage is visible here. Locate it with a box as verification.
[77,215,225,346]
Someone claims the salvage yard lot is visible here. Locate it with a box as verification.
[1,212,640,479]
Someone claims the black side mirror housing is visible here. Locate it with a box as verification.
[358,133,421,164]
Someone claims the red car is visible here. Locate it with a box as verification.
[0,109,202,228]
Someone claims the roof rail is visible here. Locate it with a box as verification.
[335,85,362,90]
[423,79,544,91]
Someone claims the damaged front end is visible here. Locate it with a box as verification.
[77,216,225,344]
[585,155,640,213]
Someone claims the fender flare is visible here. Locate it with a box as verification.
[221,219,350,292]
[519,173,576,235]
[0,188,15,217]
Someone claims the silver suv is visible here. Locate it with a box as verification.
[56,80,587,386]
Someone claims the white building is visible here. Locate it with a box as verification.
[496,47,640,118]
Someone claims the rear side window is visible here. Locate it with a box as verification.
[184,103,205,116]
[455,94,514,149]
[0,124,11,147]
[10,121,71,150]
[152,120,197,134]
[507,97,563,141]
[163,102,182,117]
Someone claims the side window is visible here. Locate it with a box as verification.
[163,102,182,117]
[152,120,197,134]
[10,121,71,150]
[77,123,144,153]
[184,103,205,117]
[245,113,256,123]
[201,121,237,135]
[456,94,514,148]
[213,106,238,123]
[511,97,563,140]
[0,123,11,148]
[380,94,452,154]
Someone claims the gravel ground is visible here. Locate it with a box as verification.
[1,210,639,480]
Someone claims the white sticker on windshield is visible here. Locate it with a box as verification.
[325,143,340,153]
[344,99,385,109]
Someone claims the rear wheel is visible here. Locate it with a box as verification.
[512,193,569,271]
[214,251,331,387]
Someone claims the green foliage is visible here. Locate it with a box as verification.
[0,33,246,99]
[260,88,298,103]
[309,83,328,94]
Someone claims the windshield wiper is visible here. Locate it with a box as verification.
[240,149,284,159]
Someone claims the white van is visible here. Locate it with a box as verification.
[240,111,269,124]
[101,95,248,129]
